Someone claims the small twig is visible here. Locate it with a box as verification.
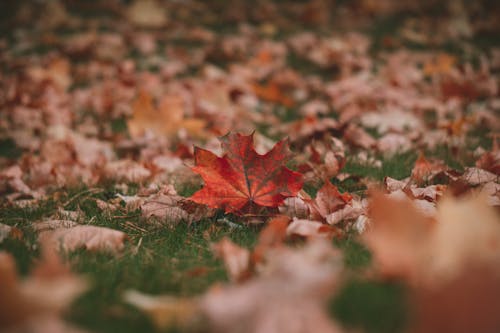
[131,237,143,256]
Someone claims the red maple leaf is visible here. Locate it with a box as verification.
[189,133,304,215]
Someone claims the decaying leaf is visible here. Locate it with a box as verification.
[189,133,303,215]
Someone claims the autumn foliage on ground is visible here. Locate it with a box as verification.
[0,0,499,333]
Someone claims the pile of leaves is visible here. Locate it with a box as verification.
[0,0,499,332]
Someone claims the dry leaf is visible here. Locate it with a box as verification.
[363,192,434,280]
[211,237,251,282]
[460,167,498,186]
[286,218,338,239]
[310,180,352,221]
[104,160,151,183]
[127,91,205,139]
[126,0,167,28]
[0,247,88,332]
[141,185,209,224]
[123,291,199,330]
[40,225,127,254]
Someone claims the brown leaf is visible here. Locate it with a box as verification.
[127,91,205,139]
[459,167,498,186]
[104,160,151,183]
[141,185,210,224]
[212,237,251,282]
[0,247,88,332]
[310,180,352,221]
[123,291,199,330]
[410,264,500,333]
[200,240,343,333]
[411,153,447,184]
[363,192,434,280]
[252,215,290,264]
[286,218,338,239]
[127,240,344,333]
[40,225,127,254]
[126,0,167,28]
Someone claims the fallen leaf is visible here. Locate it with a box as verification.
[279,194,311,219]
[34,220,79,233]
[252,215,290,264]
[325,198,366,225]
[429,194,500,281]
[343,124,376,149]
[410,264,500,333]
[212,237,251,282]
[423,53,456,76]
[411,153,446,184]
[141,185,210,224]
[252,82,294,107]
[104,160,151,183]
[40,225,127,254]
[0,247,88,332]
[127,91,205,139]
[126,0,167,28]
[286,218,338,239]
[200,240,343,333]
[189,133,303,215]
[123,291,198,330]
[460,167,498,186]
[0,224,21,243]
[363,192,434,280]
[126,240,343,333]
[310,180,352,221]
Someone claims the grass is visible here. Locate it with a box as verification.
[68,220,258,333]
[1,187,260,333]
[0,128,478,332]
[1,136,479,333]
[0,162,392,333]
[331,279,409,333]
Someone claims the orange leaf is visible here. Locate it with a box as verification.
[189,133,303,215]
[127,91,205,138]
[423,53,456,76]
[310,180,352,220]
[411,153,446,184]
[252,82,295,107]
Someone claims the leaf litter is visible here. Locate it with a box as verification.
[0,1,499,332]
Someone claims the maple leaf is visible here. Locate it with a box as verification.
[211,237,251,282]
[38,223,127,254]
[0,245,88,332]
[125,239,343,333]
[252,82,295,107]
[127,91,206,139]
[189,133,304,215]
